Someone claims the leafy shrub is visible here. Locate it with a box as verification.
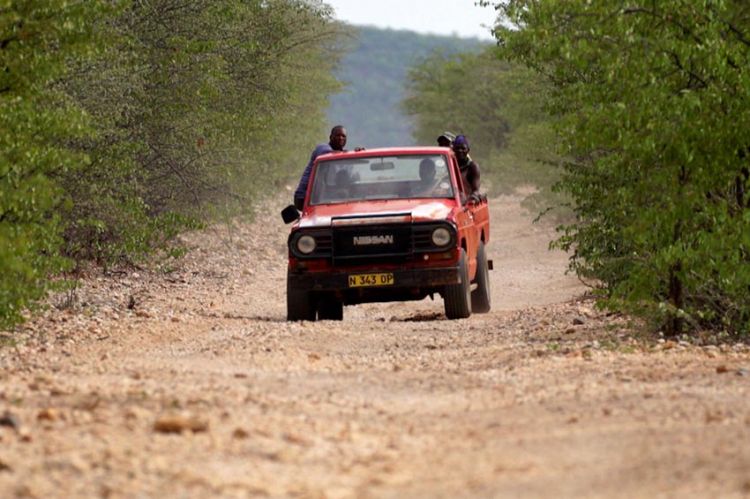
[495,0,750,336]
[0,1,105,328]
[403,48,565,214]
[1,0,343,329]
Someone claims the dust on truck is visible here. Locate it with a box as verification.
[281,146,491,321]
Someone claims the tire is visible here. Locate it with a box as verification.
[471,242,491,313]
[444,249,472,319]
[287,272,316,321]
[317,297,343,321]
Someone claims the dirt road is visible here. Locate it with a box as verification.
[1,194,749,498]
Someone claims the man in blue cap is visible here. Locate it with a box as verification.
[452,134,481,201]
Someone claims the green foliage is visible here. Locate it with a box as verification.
[403,47,564,213]
[0,1,106,328]
[494,0,750,335]
[60,0,342,263]
[329,26,487,148]
[1,0,343,329]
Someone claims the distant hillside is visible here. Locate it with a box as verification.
[327,26,489,149]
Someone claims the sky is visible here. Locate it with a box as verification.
[323,0,499,40]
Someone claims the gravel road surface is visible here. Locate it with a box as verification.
[1,193,748,498]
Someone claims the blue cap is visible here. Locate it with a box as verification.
[453,135,469,148]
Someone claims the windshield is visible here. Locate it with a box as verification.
[309,154,454,205]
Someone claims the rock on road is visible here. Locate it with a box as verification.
[0,193,749,498]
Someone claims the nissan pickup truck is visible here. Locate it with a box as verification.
[281,146,491,321]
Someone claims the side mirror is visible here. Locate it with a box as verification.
[281,205,300,224]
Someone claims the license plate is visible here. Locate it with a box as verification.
[348,273,394,288]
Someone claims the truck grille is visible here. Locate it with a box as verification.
[333,224,411,263]
[332,222,454,265]
[289,221,455,263]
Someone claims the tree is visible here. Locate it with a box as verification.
[0,1,106,328]
[493,0,750,335]
[329,26,487,148]
[59,0,343,262]
[1,0,344,329]
[403,47,562,207]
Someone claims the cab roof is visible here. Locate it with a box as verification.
[316,146,452,162]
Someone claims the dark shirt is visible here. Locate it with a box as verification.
[294,143,334,206]
[459,159,481,196]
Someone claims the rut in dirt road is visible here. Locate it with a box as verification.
[0,194,748,498]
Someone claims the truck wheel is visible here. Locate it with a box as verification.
[287,272,316,321]
[444,249,472,319]
[317,297,343,321]
[471,242,491,313]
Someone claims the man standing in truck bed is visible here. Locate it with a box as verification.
[294,125,348,209]
[452,134,481,201]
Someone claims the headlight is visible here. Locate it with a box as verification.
[431,227,452,247]
[296,234,316,254]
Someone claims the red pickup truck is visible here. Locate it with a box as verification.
[282,146,491,321]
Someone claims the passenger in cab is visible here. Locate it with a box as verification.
[328,168,352,201]
[412,158,437,196]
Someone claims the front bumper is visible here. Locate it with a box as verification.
[289,265,461,292]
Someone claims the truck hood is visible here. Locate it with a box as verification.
[299,199,456,228]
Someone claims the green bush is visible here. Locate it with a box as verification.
[0,1,106,328]
[494,0,750,336]
[1,0,344,329]
[60,0,343,263]
[403,48,565,213]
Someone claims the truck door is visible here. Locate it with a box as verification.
[449,154,479,280]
